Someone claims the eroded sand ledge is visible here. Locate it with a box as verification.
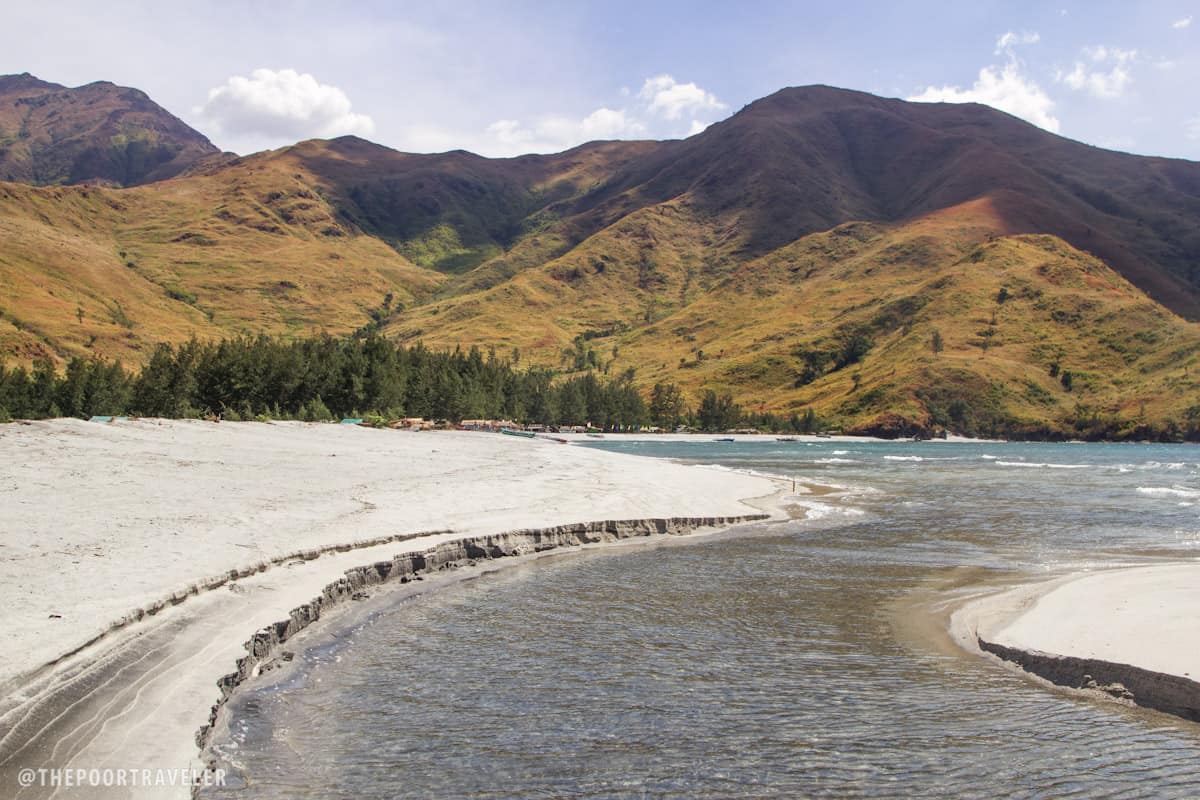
[201,515,765,746]
[975,638,1200,721]
[953,564,1200,723]
[0,419,779,799]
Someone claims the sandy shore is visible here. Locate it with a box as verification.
[953,564,1200,720]
[551,431,986,443]
[551,431,884,442]
[0,419,780,798]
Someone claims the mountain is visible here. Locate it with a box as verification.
[369,85,1200,315]
[2,79,1200,436]
[0,73,220,186]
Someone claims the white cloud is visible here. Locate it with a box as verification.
[1057,47,1136,99]
[638,74,726,120]
[1098,134,1137,151]
[393,123,478,154]
[480,74,727,156]
[1187,116,1200,141]
[908,61,1060,132]
[485,119,528,146]
[197,68,375,144]
[1084,45,1136,63]
[485,107,647,155]
[573,107,645,139]
[1173,16,1192,29]
[995,31,1040,55]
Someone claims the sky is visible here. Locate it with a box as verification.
[3,1,1198,160]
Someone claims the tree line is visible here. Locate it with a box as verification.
[0,334,819,433]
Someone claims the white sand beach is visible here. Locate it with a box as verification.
[990,564,1200,680]
[0,419,780,798]
[953,563,1200,718]
[7,418,1198,798]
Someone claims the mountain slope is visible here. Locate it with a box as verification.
[524,86,1200,317]
[0,164,443,365]
[0,73,220,186]
[257,135,668,277]
[613,198,1200,436]
[385,196,1200,435]
[232,86,1200,319]
[3,79,1200,435]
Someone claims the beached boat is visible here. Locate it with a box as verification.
[714,437,735,442]
[500,427,537,438]
[776,437,797,442]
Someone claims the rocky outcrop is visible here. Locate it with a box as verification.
[198,515,766,748]
[978,637,1200,722]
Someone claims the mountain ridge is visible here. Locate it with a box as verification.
[2,75,1199,435]
[0,72,220,187]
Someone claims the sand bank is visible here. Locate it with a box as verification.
[0,419,780,798]
[953,564,1200,721]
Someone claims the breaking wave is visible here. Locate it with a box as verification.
[1136,486,1200,500]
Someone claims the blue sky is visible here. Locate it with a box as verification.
[3,1,1198,159]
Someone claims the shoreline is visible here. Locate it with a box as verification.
[555,431,990,443]
[10,420,1199,795]
[198,515,770,749]
[951,563,1200,723]
[0,420,782,799]
[197,513,775,790]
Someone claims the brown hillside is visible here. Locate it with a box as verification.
[529,86,1200,318]
[0,73,219,187]
[0,163,443,364]
[222,86,1200,320]
[383,194,1200,434]
[3,78,1200,434]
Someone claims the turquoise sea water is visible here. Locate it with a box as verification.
[206,440,1200,798]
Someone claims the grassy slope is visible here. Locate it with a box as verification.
[3,173,1198,435]
[0,163,443,365]
[390,197,727,355]
[4,155,1198,436]
[4,83,1200,435]
[389,196,1200,434]
[642,200,1200,434]
[633,200,1200,435]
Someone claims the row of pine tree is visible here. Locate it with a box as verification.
[0,334,819,432]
